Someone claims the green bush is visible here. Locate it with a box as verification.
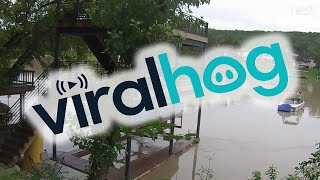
[250,148,320,179]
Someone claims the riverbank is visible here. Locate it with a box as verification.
[300,68,320,81]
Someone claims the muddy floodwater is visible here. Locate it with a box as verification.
[40,81,320,180]
[141,81,320,180]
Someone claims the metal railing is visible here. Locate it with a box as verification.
[56,1,208,37]
[12,70,35,86]
[174,12,209,37]
[6,61,102,125]
[7,64,54,125]
[0,69,35,87]
[57,0,94,20]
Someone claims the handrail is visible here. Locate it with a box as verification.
[57,0,94,20]
[174,12,209,37]
[0,69,35,86]
[8,63,55,124]
[13,70,35,85]
[7,61,100,125]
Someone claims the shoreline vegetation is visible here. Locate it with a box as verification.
[250,148,320,180]
[299,68,320,81]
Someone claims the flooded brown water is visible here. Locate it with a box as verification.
[141,81,320,180]
[42,81,320,179]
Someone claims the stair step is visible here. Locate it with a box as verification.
[0,126,14,131]
[12,130,34,139]
[0,142,24,153]
[0,126,34,161]
[0,151,16,160]
[15,126,34,136]
[82,35,115,71]
[0,144,20,154]
[0,157,12,165]
[7,133,30,143]
[0,153,18,167]
[5,137,29,148]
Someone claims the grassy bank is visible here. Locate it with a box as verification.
[300,68,320,81]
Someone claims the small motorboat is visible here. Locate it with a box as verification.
[278,98,305,112]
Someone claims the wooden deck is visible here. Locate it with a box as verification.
[56,19,93,28]
[0,69,35,96]
[0,84,35,96]
[173,29,208,43]
[56,19,209,45]
[57,139,194,179]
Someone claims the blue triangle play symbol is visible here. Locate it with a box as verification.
[68,81,77,89]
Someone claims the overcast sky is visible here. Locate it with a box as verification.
[191,0,320,32]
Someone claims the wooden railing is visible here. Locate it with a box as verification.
[6,61,104,125]
[57,0,93,20]
[0,69,35,87]
[0,112,12,126]
[174,12,209,38]
[12,70,35,86]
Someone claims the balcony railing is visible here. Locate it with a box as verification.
[174,12,209,38]
[12,70,35,87]
[6,60,107,125]
[0,69,35,88]
[57,0,94,20]
[56,0,208,37]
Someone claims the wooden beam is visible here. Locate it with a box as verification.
[173,29,208,43]
[0,85,35,96]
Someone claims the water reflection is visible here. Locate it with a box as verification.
[276,82,320,126]
[42,82,320,179]
[275,82,320,125]
[277,109,304,125]
[141,82,320,180]
[298,82,320,118]
[140,154,179,180]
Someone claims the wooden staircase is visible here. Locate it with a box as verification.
[0,61,91,168]
[56,1,117,73]
[82,35,115,71]
[0,121,35,167]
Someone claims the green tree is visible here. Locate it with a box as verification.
[250,148,320,180]
[0,0,210,85]
[0,0,93,87]
[1,0,211,179]
[207,29,320,64]
[86,0,210,67]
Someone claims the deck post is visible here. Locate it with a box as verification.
[52,30,61,161]
[19,93,25,121]
[196,99,202,139]
[55,0,62,17]
[54,31,61,70]
[176,45,181,67]
[125,136,132,180]
[169,112,176,155]
[75,0,80,18]
[52,136,57,160]
[196,45,206,139]
[191,146,199,180]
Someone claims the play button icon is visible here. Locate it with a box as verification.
[68,81,77,89]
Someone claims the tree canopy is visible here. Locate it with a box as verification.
[0,0,210,87]
[207,29,320,64]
